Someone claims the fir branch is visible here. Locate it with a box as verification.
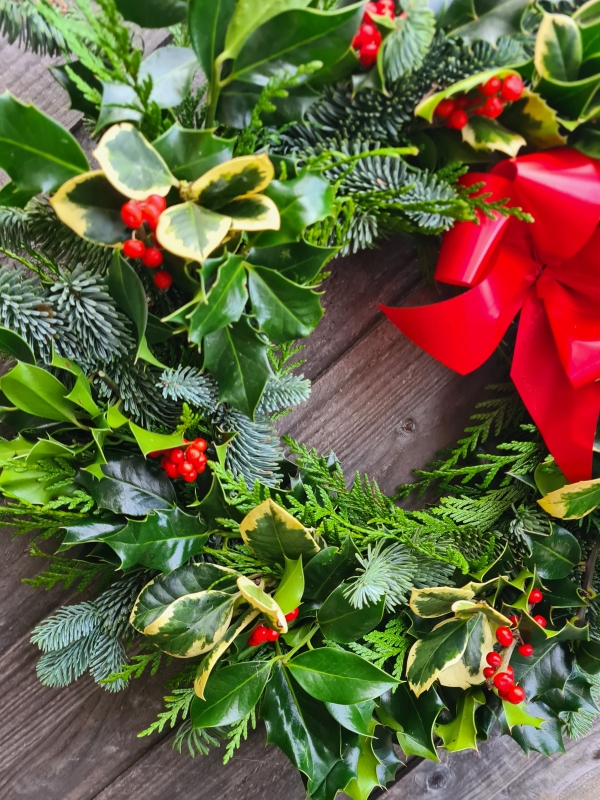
[343,541,416,611]
[258,372,311,415]
[0,0,67,55]
[216,407,284,489]
[31,602,100,652]
[382,0,436,82]
[157,366,219,414]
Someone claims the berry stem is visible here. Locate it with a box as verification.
[499,639,517,674]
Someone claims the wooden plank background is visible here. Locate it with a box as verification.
[1,34,599,800]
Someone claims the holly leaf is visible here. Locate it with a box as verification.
[239,498,320,564]
[538,477,600,519]
[114,0,187,27]
[574,0,600,59]
[246,240,336,285]
[156,201,231,263]
[191,153,274,206]
[191,661,271,728]
[183,254,248,344]
[138,47,199,109]
[435,689,485,752]
[510,621,585,699]
[108,252,148,345]
[76,455,176,515]
[409,586,476,618]
[502,700,566,756]
[0,92,89,193]
[188,0,237,85]
[378,684,444,762]
[406,618,470,696]
[1,362,80,425]
[499,87,567,149]
[576,639,600,674]
[236,574,287,632]
[534,458,568,495]
[437,612,495,689]
[501,699,545,731]
[303,537,359,602]
[534,13,582,83]
[287,649,398,705]
[50,171,128,246]
[439,0,530,44]
[95,82,142,133]
[325,701,376,737]
[203,316,273,418]
[273,556,304,616]
[153,125,235,182]
[343,727,383,800]
[50,61,102,119]
[463,116,527,157]
[93,123,177,200]
[318,587,385,644]
[523,524,581,579]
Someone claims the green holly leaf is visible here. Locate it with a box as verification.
[153,125,235,182]
[218,79,320,129]
[184,255,248,344]
[543,577,588,609]
[511,621,585,699]
[303,537,360,602]
[574,0,600,59]
[343,726,382,800]
[203,316,273,418]
[51,61,102,119]
[378,684,444,762]
[138,47,199,109]
[273,556,304,616]
[503,700,565,756]
[523,524,581,579]
[114,0,187,27]
[535,13,582,83]
[59,519,124,549]
[287,649,398,704]
[247,264,324,342]
[0,460,77,506]
[239,498,320,564]
[406,618,470,696]
[94,123,177,200]
[542,672,599,715]
[1,362,81,425]
[576,639,600,674]
[50,171,128,246]
[435,689,485,752]
[108,252,148,346]
[0,327,35,365]
[499,87,567,149]
[95,82,142,133]
[438,0,530,44]
[534,457,568,495]
[76,455,176,515]
[318,587,385,644]
[246,240,336,285]
[191,661,271,728]
[372,725,402,785]
[0,92,89,193]
[252,173,335,247]
[325,701,376,738]
[188,0,237,85]
[502,699,545,731]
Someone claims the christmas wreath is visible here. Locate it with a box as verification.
[2,1,600,797]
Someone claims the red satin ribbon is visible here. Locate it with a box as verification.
[381,148,600,481]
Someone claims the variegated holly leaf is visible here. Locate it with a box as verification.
[435,689,485,752]
[436,613,495,689]
[407,618,469,696]
[223,194,280,231]
[415,68,520,122]
[156,201,231,262]
[409,586,476,618]
[236,575,287,632]
[499,87,567,149]
[538,476,600,519]
[463,116,527,157]
[451,600,513,628]
[190,153,274,207]
[534,13,582,83]
[93,123,178,199]
[50,170,128,245]
[240,498,320,564]
[574,0,600,59]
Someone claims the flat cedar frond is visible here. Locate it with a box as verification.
[348,618,408,678]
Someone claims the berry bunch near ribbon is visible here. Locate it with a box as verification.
[247,607,300,646]
[149,438,208,483]
[482,588,546,704]
[352,0,395,67]
[434,74,524,130]
[120,195,172,291]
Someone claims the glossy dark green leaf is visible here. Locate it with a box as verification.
[576,639,600,674]
[186,255,248,344]
[188,0,237,83]
[153,125,235,181]
[542,672,598,715]
[511,622,583,699]
[1,362,80,424]
[95,82,142,133]
[0,327,35,364]
[378,684,444,762]
[372,725,402,786]
[76,456,176,515]
[197,475,234,531]
[252,173,335,247]
[59,519,124,549]
[288,648,398,704]
[0,181,37,208]
[262,662,343,796]
[439,0,530,44]
[273,556,304,616]
[523,524,581,579]
[248,265,323,342]
[0,461,77,505]
[203,316,273,418]
[544,577,587,608]
[246,240,336,285]
[50,61,102,119]
[343,727,381,800]
[146,313,175,344]
[108,252,147,344]
[50,171,128,245]
[318,587,385,644]
[114,0,187,27]
[504,700,565,756]
[192,661,271,728]
[325,700,375,737]
[575,0,600,58]
[303,537,360,601]
[138,47,199,109]
[218,79,320,129]
[0,92,89,193]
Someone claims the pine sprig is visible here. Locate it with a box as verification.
[382,0,436,82]
[343,541,416,610]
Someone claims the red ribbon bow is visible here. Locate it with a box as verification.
[382,148,600,482]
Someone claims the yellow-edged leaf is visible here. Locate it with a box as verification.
[190,153,274,206]
[236,575,287,632]
[225,193,280,232]
[462,116,527,157]
[240,498,320,564]
[451,600,513,627]
[50,170,128,245]
[155,201,231,262]
[409,587,476,618]
[538,477,600,519]
[437,614,495,689]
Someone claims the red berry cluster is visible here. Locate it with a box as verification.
[120,195,172,291]
[247,607,299,647]
[434,74,524,131]
[149,438,208,483]
[352,1,395,67]
[482,589,546,703]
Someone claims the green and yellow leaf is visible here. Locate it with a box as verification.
[156,201,231,262]
[224,193,280,231]
[499,87,567,149]
[190,153,274,207]
[462,116,527,157]
[406,618,470,696]
[50,170,128,245]
[534,13,582,83]
[409,587,476,618]
[538,477,600,519]
[451,600,513,628]
[415,69,521,122]
[240,498,320,564]
[437,613,495,689]
[236,575,287,632]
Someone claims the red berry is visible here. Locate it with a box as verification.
[148,450,164,458]
[377,0,395,17]
[533,615,547,628]
[164,461,179,479]
[454,95,469,109]
[142,247,163,268]
[498,686,512,699]
[486,651,502,668]
[249,624,269,645]
[182,468,198,483]
[178,460,195,478]
[434,99,455,118]
[121,201,143,229]
[265,628,280,641]
[192,438,208,452]
[496,626,514,647]
[482,96,504,119]
[197,463,207,474]
[285,608,299,622]
[154,270,173,290]
[493,671,514,692]
[480,76,501,96]
[359,23,381,46]
[501,74,524,103]
[362,1,379,21]
[123,238,146,259]
[507,685,526,704]
[145,194,167,212]
[446,109,468,130]
[193,453,208,469]
[506,665,514,677]
[142,203,161,231]
[483,666,496,679]
[169,448,185,465]
[186,446,203,464]
[509,615,519,627]
[518,644,534,657]
[529,589,543,604]
[359,41,379,67]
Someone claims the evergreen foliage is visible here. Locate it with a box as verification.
[0,0,66,54]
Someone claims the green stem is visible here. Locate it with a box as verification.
[577,538,600,626]
[205,62,222,129]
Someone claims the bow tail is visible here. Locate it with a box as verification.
[512,292,600,482]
